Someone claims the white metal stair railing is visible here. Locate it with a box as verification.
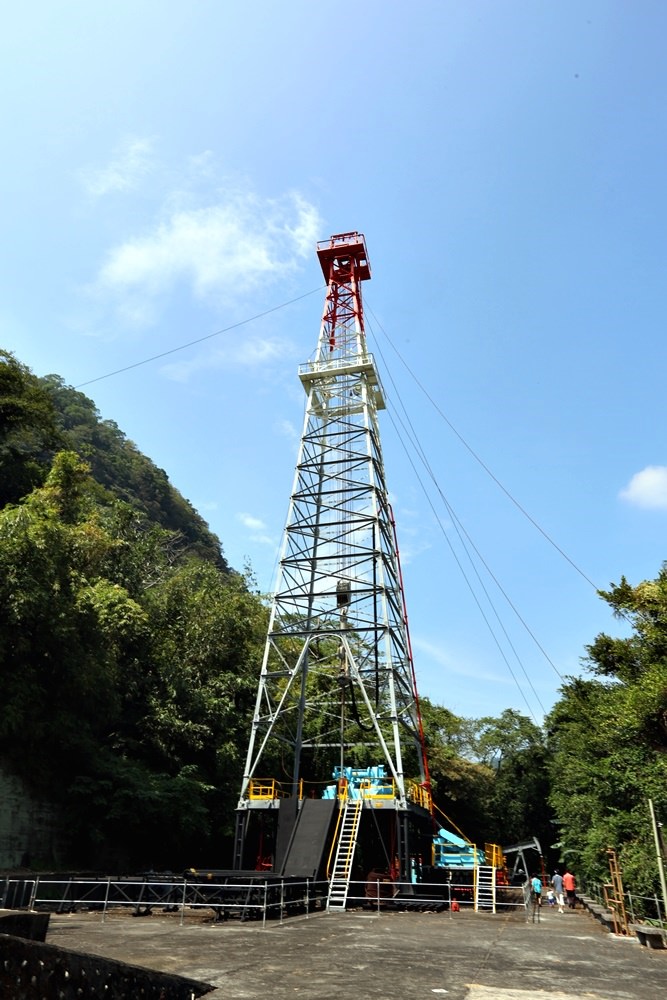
[327,798,363,911]
[474,865,496,913]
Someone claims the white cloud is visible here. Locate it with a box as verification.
[160,336,292,381]
[252,535,276,547]
[412,636,510,684]
[230,338,288,366]
[237,513,276,546]
[80,137,155,197]
[90,189,321,326]
[238,512,267,532]
[619,466,667,510]
[275,418,300,443]
[394,537,431,566]
[237,512,276,548]
[196,500,219,513]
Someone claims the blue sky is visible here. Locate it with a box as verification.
[2,1,667,723]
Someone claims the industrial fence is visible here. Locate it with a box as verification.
[1,871,527,923]
[582,880,666,927]
[339,874,526,914]
[1,874,330,928]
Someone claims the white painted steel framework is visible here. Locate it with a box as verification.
[237,233,425,811]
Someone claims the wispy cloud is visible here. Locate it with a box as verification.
[88,185,321,327]
[412,636,510,684]
[196,500,219,513]
[160,336,293,381]
[80,137,155,197]
[619,466,667,510]
[275,418,300,443]
[238,512,275,546]
[238,513,267,532]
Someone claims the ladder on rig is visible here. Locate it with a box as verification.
[475,865,496,913]
[327,798,363,911]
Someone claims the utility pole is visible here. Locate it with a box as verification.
[648,798,667,924]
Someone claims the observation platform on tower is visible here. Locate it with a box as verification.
[316,231,371,280]
[297,352,386,409]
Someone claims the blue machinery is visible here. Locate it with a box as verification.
[324,765,485,871]
[433,827,486,869]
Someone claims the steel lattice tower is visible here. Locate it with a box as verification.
[234,233,430,878]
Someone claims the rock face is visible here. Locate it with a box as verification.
[0,765,66,869]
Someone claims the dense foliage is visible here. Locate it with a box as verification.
[0,353,265,868]
[0,350,225,568]
[0,448,266,868]
[42,374,227,569]
[547,571,667,896]
[420,700,554,856]
[0,351,61,507]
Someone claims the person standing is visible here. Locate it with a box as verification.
[563,869,577,909]
[551,871,565,913]
[531,874,543,906]
[530,873,543,923]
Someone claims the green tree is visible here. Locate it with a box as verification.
[0,350,61,506]
[141,562,266,817]
[471,710,553,850]
[548,568,667,893]
[0,453,147,795]
[0,449,268,868]
[41,375,227,568]
[416,700,492,843]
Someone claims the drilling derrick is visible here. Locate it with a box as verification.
[234,232,433,900]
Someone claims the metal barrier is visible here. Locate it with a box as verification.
[407,782,432,812]
[0,875,330,929]
[2,872,530,922]
[248,779,289,800]
[0,878,36,910]
[342,875,497,912]
[584,881,666,927]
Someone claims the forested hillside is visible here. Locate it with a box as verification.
[548,575,667,895]
[0,351,265,868]
[1,349,666,903]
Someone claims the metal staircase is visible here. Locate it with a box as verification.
[474,865,496,913]
[327,798,363,911]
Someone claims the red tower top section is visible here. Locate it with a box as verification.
[316,231,371,283]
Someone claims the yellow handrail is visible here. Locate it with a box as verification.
[407,781,432,812]
[485,843,505,868]
[362,778,395,800]
[248,779,289,801]
[326,802,345,878]
[338,799,362,875]
[326,797,362,879]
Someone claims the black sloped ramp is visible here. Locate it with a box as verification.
[280,798,337,878]
[274,796,299,874]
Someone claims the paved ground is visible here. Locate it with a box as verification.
[46,903,667,1000]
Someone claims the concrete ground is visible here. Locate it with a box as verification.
[46,902,667,1000]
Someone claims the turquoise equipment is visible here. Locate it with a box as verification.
[433,827,485,868]
[322,765,394,799]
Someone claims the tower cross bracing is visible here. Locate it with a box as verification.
[237,232,426,818]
